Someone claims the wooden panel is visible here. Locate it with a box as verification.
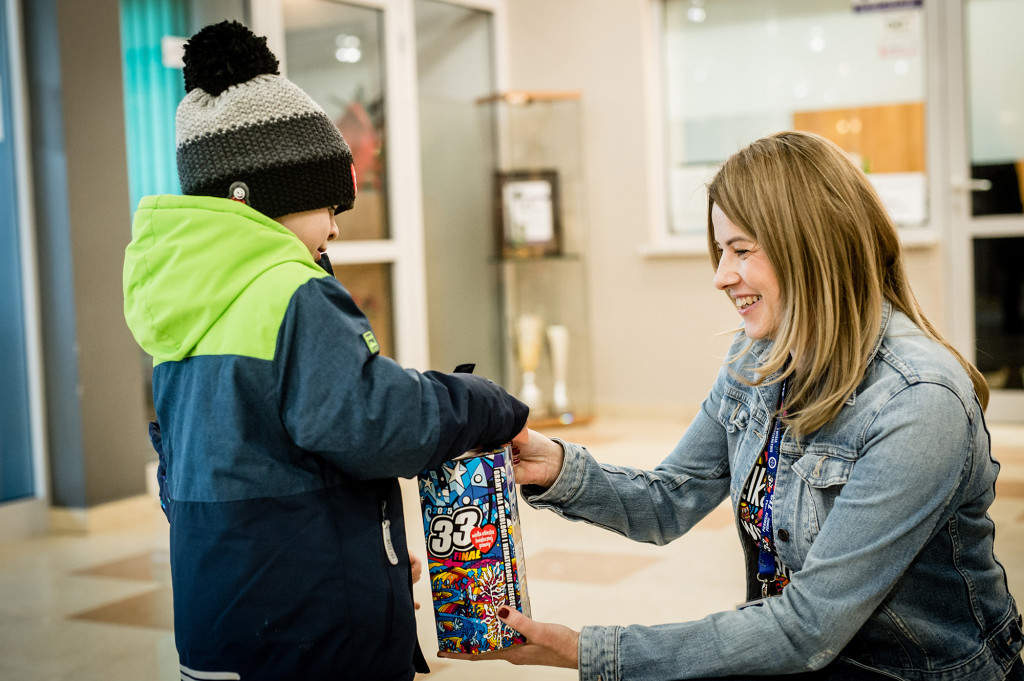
[340,188,387,241]
[1017,161,1024,206]
[793,102,925,173]
[334,262,394,358]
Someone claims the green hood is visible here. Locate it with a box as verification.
[123,195,327,364]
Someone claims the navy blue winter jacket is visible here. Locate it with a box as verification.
[124,195,528,680]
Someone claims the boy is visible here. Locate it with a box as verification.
[122,20,527,681]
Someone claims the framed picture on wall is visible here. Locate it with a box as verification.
[495,169,562,258]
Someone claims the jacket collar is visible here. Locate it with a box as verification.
[867,299,895,367]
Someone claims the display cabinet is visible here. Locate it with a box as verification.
[477,91,593,427]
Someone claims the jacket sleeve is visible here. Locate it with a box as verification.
[522,369,733,544]
[274,277,528,480]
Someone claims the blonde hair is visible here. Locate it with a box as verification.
[706,131,988,438]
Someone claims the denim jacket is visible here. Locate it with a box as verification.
[525,303,1022,681]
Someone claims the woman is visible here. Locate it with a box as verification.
[444,131,1023,680]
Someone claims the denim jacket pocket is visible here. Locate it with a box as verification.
[790,446,855,541]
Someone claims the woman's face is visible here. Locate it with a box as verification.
[711,204,781,340]
[276,206,340,263]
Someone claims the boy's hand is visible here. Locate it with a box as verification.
[438,607,579,669]
[409,551,423,610]
[510,429,564,489]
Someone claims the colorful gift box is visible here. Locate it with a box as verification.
[417,445,531,653]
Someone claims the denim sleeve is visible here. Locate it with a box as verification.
[524,371,732,545]
[523,435,730,545]
[564,382,977,681]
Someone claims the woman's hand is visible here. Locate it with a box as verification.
[438,606,580,669]
[510,429,565,488]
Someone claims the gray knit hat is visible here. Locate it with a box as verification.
[176,21,356,218]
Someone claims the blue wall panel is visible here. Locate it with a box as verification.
[0,0,36,502]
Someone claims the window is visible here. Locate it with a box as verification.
[659,0,928,238]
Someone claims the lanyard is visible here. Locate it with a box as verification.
[757,379,788,596]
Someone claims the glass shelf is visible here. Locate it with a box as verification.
[479,92,593,426]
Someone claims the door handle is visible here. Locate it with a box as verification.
[951,177,993,192]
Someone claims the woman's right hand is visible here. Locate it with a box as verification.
[510,429,564,488]
[437,606,579,669]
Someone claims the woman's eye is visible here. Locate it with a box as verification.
[735,249,749,258]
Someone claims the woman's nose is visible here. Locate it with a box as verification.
[713,255,739,291]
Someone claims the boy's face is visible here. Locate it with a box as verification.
[276,207,340,263]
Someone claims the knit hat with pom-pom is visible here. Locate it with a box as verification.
[176,20,356,218]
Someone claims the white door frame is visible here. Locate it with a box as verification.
[939,0,1024,423]
[254,0,431,369]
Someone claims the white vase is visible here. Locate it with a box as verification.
[516,314,546,412]
[546,324,570,416]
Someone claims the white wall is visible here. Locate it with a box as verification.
[504,0,946,417]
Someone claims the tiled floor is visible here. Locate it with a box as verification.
[1,416,1022,681]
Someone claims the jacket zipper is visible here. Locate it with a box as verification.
[380,499,399,566]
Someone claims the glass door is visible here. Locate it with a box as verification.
[947,0,1024,422]
[414,0,501,379]
[281,0,400,357]
[119,0,429,407]
[286,1,401,356]
[277,0,503,372]
[275,0,429,367]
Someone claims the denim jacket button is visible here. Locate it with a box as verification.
[777,528,790,542]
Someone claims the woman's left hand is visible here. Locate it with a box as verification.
[437,606,580,669]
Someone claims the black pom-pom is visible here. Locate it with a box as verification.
[182,20,280,96]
